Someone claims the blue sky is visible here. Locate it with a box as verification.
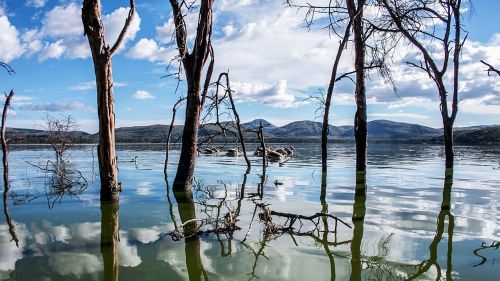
[0,0,499,133]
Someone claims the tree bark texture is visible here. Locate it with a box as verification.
[347,0,367,173]
[82,0,135,201]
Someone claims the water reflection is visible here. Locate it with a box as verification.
[406,171,455,280]
[100,201,120,281]
[174,192,208,281]
[350,172,366,281]
[3,179,18,247]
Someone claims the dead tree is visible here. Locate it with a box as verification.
[286,0,353,178]
[169,0,215,192]
[1,91,18,247]
[346,0,368,173]
[481,60,500,77]
[164,97,185,175]
[82,0,136,201]
[1,91,14,191]
[379,0,467,169]
[215,72,251,173]
[42,114,78,167]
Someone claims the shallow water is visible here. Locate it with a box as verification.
[1,143,500,280]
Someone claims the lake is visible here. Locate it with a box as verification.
[1,143,499,280]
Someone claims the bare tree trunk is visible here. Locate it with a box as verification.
[165,97,184,175]
[347,0,367,173]
[1,90,14,191]
[173,84,201,191]
[220,72,251,173]
[380,0,464,170]
[169,0,214,193]
[1,90,18,247]
[443,117,454,169]
[82,0,135,201]
[100,201,119,281]
[322,21,352,176]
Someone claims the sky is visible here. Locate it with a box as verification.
[0,0,499,133]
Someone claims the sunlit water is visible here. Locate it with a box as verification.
[1,143,499,280]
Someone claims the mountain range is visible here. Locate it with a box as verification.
[5,119,499,145]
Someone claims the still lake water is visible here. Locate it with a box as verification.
[1,143,499,280]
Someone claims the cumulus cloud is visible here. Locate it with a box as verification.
[232,80,302,108]
[132,90,155,100]
[7,2,142,62]
[127,38,174,64]
[38,40,66,61]
[0,13,25,62]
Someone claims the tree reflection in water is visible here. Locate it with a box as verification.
[350,172,367,281]
[406,171,455,280]
[100,201,120,281]
[174,191,209,281]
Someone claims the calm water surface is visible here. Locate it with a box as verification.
[1,143,499,280]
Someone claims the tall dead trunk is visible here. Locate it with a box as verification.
[165,97,184,175]
[82,0,135,201]
[1,90,14,191]
[380,0,464,170]
[322,21,352,176]
[174,84,201,190]
[169,0,214,192]
[347,0,367,173]
[443,117,454,169]
[100,201,119,281]
[1,90,18,247]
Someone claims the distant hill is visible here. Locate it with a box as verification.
[5,119,498,145]
[430,126,500,145]
[242,119,276,130]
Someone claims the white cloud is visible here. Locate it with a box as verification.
[232,80,302,108]
[38,40,66,61]
[18,2,142,62]
[127,38,174,64]
[69,81,127,91]
[132,90,155,100]
[40,2,82,38]
[0,14,25,62]
[102,7,141,53]
[26,0,47,8]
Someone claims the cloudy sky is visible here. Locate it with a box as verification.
[0,0,499,133]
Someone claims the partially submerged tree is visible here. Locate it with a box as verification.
[43,114,78,166]
[82,0,136,201]
[379,0,467,169]
[168,0,215,192]
[346,0,369,173]
[1,91,14,191]
[286,1,353,177]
